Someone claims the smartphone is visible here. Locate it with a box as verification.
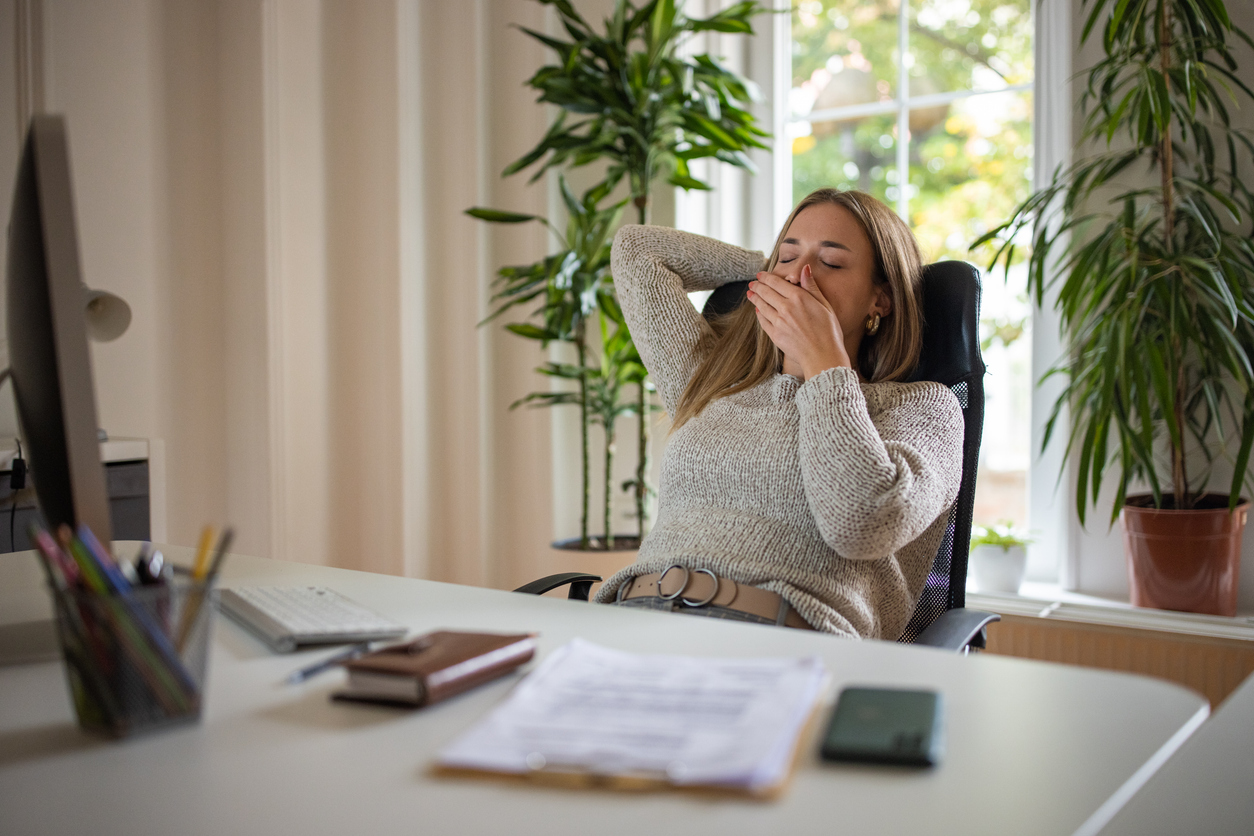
[819,686,943,767]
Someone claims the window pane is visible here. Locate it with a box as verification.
[906,89,1034,532]
[908,90,1033,264]
[787,3,1036,542]
[971,263,1032,530]
[791,0,900,119]
[909,0,1033,96]
[792,114,897,206]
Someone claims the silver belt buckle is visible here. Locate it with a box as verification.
[681,568,719,608]
[657,565,690,601]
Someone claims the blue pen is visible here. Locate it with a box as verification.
[286,642,373,685]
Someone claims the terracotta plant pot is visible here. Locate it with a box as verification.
[1120,494,1249,617]
[551,535,641,553]
[548,536,640,598]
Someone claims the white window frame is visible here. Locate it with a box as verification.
[1027,0,1074,587]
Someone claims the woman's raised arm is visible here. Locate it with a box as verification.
[794,367,964,559]
[611,224,765,416]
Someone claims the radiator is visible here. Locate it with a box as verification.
[986,614,1254,707]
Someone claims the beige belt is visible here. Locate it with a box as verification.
[618,566,815,630]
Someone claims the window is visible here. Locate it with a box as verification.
[786,0,1034,533]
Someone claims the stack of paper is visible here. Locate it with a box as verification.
[438,639,827,794]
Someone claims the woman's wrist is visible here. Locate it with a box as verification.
[800,349,853,381]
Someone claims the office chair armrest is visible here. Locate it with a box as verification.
[513,573,603,601]
[913,608,1001,651]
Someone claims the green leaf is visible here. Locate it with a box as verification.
[669,174,711,191]
[688,3,766,35]
[686,113,740,149]
[1105,0,1133,47]
[1081,0,1112,45]
[1232,395,1254,507]
[558,174,582,221]
[1148,66,1172,133]
[537,0,589,30]
[1076,418,1097,527]
[505,323,556,341]
[1146,342,1183,453]
[465,207,542,224]
[688,17,751,34]
[650,0,676,58]
[515,26,573,60]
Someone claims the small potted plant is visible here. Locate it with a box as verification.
[970,522,1033,595]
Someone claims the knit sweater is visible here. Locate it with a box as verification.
[593,225,965,639]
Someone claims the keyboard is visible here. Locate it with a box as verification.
[217,586,407,653]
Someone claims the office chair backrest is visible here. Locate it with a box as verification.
[702,261,985,643]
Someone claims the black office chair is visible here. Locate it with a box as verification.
[900,261,1000,650]
[516,261,1000,652]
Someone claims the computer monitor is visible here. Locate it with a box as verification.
[6,114,112,544]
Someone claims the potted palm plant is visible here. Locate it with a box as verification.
[468,177,625,550]
[470,0,771,553]
[978,0,1254,615]
[969,522,1033,595]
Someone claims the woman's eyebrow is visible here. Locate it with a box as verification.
[781,237,851,252]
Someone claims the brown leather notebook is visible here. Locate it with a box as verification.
[333,631,536,707]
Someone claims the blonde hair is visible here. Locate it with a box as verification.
[671,189,924,431]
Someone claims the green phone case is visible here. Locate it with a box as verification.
[819,686,943,767]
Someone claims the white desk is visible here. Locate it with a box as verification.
[1093,671,1254,835]
[0,547,1210,836]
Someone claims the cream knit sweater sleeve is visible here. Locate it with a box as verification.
[795,368,964,559]
[610,224,765,415]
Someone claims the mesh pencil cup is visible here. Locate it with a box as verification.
[50,578,214,738]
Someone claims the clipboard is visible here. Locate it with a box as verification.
[432,639,829,799]
[431,697,826,800]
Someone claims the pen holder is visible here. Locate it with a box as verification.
[50,579,215,738]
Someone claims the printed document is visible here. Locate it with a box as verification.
[438,639,827,791]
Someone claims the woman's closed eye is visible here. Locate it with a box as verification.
[778,256,841,269]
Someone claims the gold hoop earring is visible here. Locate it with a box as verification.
[864,313,881,336]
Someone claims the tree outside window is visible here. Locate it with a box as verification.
[788,0,1034,530]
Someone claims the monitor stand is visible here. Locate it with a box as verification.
[0,551,60,665]
[0,619,58,665]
